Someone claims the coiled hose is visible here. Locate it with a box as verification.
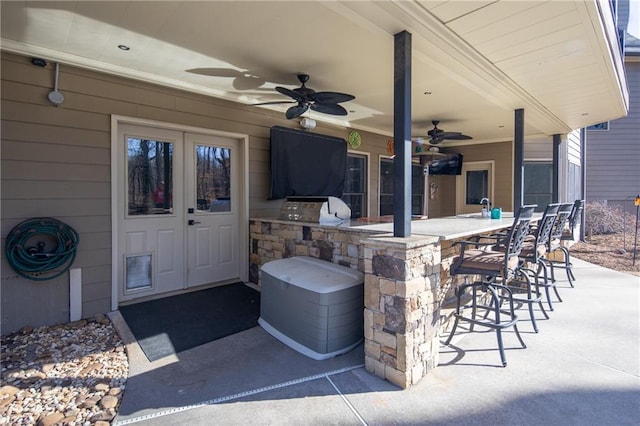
[5,217,79,281]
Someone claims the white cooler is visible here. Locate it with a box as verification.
[259,256,364,360]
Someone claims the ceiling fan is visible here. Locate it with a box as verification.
[253,74,355,119]
[422,120,472,145]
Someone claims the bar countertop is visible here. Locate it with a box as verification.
[252,212,538,241]
[348,212,539,241]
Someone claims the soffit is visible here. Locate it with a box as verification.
[0,1,628,144]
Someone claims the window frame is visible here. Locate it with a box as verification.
[342,151,370,219]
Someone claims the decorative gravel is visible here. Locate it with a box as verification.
[0,315,128,425]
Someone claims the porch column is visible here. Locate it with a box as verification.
[552,134,561,203]
[393,30,412,237]
[362,235,441,388]
[514,108,525,211]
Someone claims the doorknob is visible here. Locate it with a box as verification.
[188,220,202,226]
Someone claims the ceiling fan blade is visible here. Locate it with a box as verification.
[311,103,348,116]
[309,91,355,104]
[286,104,309,119]
[276,86,305,101]
[253,100,296,106]
[440,133,472,140]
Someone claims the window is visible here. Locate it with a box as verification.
[524,162,552,211]
[342,153,367,218]
[465,170,488,205]
[127,138,173,215]
[195,145,231,213]
[587,122,609,131]
[379,158,425,216]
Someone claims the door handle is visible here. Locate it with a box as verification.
[188,220,202,226]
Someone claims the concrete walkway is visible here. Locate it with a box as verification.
[111,258,639,425]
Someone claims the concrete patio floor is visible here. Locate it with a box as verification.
[110,258,639,425]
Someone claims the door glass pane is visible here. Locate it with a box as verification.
[466,170,488,204]
[196,145,231,213]
[127,138,173,215]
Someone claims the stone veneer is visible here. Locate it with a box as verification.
[248,219,382,284]
[249,218,499,389]
[360,234,441,388]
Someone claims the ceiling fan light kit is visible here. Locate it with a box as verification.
[254,74,355,120]
[300,117,316,130]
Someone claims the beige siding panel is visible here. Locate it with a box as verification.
[2,100,109,131]
[0,216,111,237]
[0,273,70,332]
[427,141,513,217]
[61,71,179,110]
[1,180,110,199]
[525,137,553,160]
[0,56,54,87]
[81,265,111,286]
[1,120,110,148]
[82,298,111,319]
[2,160,110,182]
[2,140,110,165]
[65,232,111,252]
[82,281,112,304]
[2,199,111,220]
[74,248,112,270]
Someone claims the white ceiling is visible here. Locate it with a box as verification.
[0,1,628,143]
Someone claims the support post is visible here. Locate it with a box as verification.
[393,30,412,237]
[580,127,587,241]
[552,134,561,203]
[514,109,525,211]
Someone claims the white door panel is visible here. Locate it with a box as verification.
[117,124,185,302]
[185,133,241,288]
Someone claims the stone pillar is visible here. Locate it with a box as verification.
[362,234,441,388]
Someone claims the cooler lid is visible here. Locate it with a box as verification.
[260,256,363,293]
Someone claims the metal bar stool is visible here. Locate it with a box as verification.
[541,202,574,298]
[508,203,559,326]
[547,200,584,287]
[444,205,537,367]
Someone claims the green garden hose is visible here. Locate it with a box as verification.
[5,217,79,281]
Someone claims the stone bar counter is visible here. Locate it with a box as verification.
[249,213,519,388]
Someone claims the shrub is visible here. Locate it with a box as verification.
[585,201,635,236]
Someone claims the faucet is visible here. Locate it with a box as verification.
[480,198,491,216]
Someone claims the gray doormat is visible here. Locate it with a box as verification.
[119,283,260,361]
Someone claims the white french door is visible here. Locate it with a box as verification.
[116,123,243,304]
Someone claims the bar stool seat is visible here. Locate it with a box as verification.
[444,205,536,367]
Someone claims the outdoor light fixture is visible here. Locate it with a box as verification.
[300,117,316,130]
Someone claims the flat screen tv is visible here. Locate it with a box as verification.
[269,126,347,200]
[427,153,463,175]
